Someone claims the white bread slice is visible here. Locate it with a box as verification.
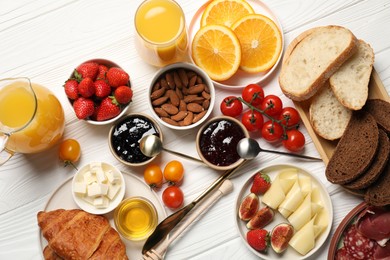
[329,40,374,110]
[279,25,358,101]
[309,82,352,140]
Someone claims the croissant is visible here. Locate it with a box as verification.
[38,209,128,260]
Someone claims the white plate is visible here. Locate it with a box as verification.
[188,0,284,89]
[39,171,167,259]
[235,164,333,259]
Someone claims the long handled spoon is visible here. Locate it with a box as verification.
[142,160,246,254]
[140,135,204,164]
[237,137,322,161]
[142,179,234,260]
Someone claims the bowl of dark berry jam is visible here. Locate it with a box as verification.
[109,113,163,166]
[196,116,249,171]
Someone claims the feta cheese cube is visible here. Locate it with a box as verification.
[74,182,87,194]
[83,171,97,184]
[106,170,120,184]
[87,182,101,197]
[100,183,109,196]
[93,196,109,208]
[107,183,121,200]
[82,195,95,205]
[95,168,107,184]
[89,162,102,170]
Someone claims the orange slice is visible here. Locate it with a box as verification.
[201,0,254,28]
[192,25,241,81]
[232,14,282,73]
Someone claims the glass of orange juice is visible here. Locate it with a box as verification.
[0,77,65,165]
[134,0,189,67]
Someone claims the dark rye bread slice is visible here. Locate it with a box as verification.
[365,163,390,206]
[343,129,390,190]
[326,111,379,184]
[364,99,390,133]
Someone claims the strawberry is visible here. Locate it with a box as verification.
[78,78,95,98]
[76,62,99,80]
[97,64,108,80]
[107,67,130,87]
[246,229,269,252]
[64,79,79,100]
[95,97,121,121]
[73,97,95,119]
[114,86,133,104]
[94,79,111,98]
[250,172,271,194]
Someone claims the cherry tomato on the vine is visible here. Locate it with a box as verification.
[242,110,264,132]
[242,84,264,107]
[220,96,243,117]
[144,164,163,190]
[162,186,184,209]
[164,160,184,185]
[283,129,305,152]
[59,139,81,169]
[261,121,283,142]
[279,107,301,127]
[260,95,283,117]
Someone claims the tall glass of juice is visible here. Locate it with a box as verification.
[134,0,188,67]
[0,77,65,165]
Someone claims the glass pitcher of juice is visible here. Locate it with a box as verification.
[0,77,65,165]
[134,0,189,67]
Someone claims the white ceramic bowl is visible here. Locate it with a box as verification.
[147,62,215,130]
[72,162,125,215]
[66,58,132,125]
[196,116,249,171]
[108,113,163,167]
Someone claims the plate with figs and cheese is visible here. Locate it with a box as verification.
[235,164,333,259]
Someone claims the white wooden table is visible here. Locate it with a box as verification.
[0,0,389,259]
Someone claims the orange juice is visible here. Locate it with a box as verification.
[135,0,188,66]
[0,80,65,154]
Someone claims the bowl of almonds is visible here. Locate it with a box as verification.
[148,62,215,130]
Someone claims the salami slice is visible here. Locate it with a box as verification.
[343,224,376,259]
[336,247,357,260]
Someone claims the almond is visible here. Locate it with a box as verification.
[161,103,179,115]
[151,87,166,100]
[152,96,169,106]
[171,111,188,121]
[178,68,189,87]
[162,117,179,126]
[193,110,207,123]
[188,84,205,94]
[187,103,204,113]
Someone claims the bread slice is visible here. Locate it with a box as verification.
[325,111,379,184]
[309,81,352,140]
[365,163,390,206]
[279,25,358,101]
[343,129,390,190]
[330,40,374,110]
[364,99,390,133]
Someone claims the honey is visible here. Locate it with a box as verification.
[114,197,157,241]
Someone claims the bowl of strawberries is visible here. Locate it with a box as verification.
[64,59,133,125]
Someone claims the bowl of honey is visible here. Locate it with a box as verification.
[114,196,158,241]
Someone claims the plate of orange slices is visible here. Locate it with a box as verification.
[189,0,284,89]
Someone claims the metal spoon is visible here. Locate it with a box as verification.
[237,137,322,161]
[139,135,204,164]
[142,160,246,254]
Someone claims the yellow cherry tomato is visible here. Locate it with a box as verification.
[163,160,184,185]
[144,164,163,189]
[59,139,81,169]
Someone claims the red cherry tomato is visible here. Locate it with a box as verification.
[283,129,305,152]
[242,84,264,107]
[162,186,184,209]
[260,95,283,117]
[242,110,264,132]
[261,121,283,142]
[220,96,243,117]
[279,107,301,127]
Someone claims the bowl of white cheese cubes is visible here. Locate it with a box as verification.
[72,162,125,214]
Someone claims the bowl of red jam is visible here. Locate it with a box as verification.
[108,113,163,166]
[196,116,249,171]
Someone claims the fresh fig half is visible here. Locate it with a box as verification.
[238,193,259,221]
[247,206,274,229]
[271,223,294,253]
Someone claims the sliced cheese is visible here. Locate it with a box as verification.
[289,218,316,255]
[278,180,305,218]
[263,169,297,209]
[288,192,312,230]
